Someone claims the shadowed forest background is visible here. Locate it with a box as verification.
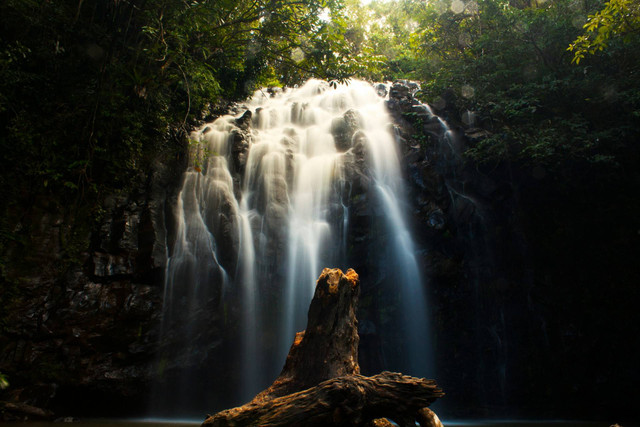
[1,0,639,422]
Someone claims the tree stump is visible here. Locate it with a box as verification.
[202,268,444,426]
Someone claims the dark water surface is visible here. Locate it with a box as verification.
[2,420,636,427]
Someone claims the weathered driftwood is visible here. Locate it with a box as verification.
[203,371,443,427]
[201,268,444,427]
[254,267,361,403]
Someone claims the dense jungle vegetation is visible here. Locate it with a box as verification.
[1,0,639,354]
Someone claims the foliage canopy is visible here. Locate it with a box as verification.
[346,0,640,172]
[568,0,640,63]
[0,0,358,273]
[1,0,639,288]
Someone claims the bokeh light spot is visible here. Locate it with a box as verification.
[458,33,472,47]
[291,48,305,63]
[451,0,465,14]
[434,0,448,15]
[461,84,475,99]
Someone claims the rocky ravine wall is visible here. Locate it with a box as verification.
[0,82,470,420]
[0,147,187,418]
[388,81,639,421]
[1,81,636,421]
[385,81,523,417]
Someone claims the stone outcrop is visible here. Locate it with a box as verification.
[384,80,588,418]
[331,109,364,152]
[0,401,55,421]
[231,110,253,177]
[0,134,187,418]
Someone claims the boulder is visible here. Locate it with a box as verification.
[230,128,252,176]
[331,109,364,152]
[374,83,389,98]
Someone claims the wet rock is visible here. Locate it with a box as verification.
[374,83,388,98]
[352,130,368,162]
[344,161,370,197]
[428,210,446,230]
[92,252,135,277]
[389,80,420,101]
[0,131,183,417]
[265,202,288,234]
[266,87,283,97]
[331,109,364,152]
[54,416,78,422]
[387,81,420,114]
[465,127,492,143]
[0,401,55,421]
[234,109,252,130]
[230,128,252,176]
[411,104,431,116]
[290,102,303,125]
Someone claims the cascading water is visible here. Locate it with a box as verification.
[159,79,432,410]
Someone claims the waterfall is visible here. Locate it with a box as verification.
[159,79,432,409]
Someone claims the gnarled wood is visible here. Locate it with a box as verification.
[254,267,361,403]
[203,371,444,427]
[201,268,444,426]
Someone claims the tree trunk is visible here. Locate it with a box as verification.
[201,268,444,426]
[254,267,361,402]
[203,371,444,427]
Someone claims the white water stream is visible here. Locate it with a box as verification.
[162,79,431,402]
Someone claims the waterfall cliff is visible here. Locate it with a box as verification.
[158,79,431,409]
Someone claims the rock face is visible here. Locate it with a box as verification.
[331,109,364,152]
[231,110,253,177]
[385,79,640,421]
[383,79,520,416]
[2,80,637,422]
[0,139,187,418]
